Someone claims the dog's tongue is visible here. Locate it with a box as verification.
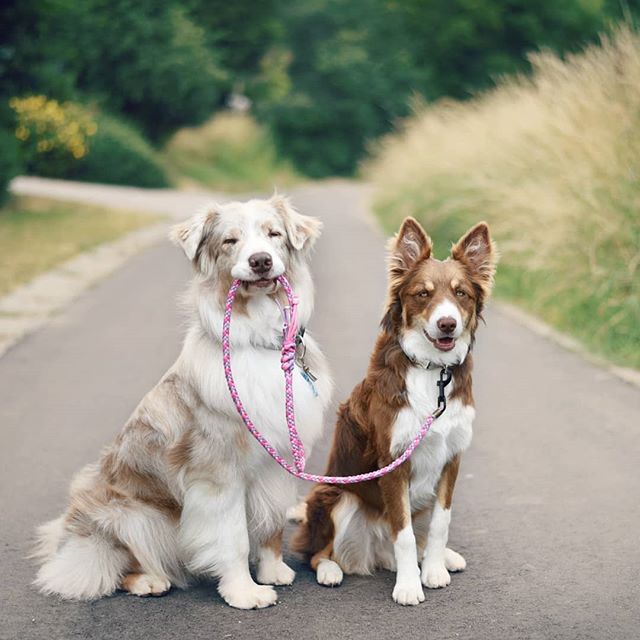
[435,337,455,351]
[253,279,274,288]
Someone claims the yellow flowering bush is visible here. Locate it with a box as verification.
[8,95,169,188]
[10,96,97,174]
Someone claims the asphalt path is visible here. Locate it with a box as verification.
[1,181,639,640]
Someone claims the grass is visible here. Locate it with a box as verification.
[365,24,640,370]
[162,111,299,193]
[0,196,161,296]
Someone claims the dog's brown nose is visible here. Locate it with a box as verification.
[249,252,273,275]
[437,316,457,334]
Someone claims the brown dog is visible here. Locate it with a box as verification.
[293,216,497,605]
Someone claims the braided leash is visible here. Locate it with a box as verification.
[221,275,438,485]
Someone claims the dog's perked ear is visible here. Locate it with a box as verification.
[450,222,498,297]
[271,194,322,251]
[387,217,432,282]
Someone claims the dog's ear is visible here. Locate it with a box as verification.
[388,217,432,282]
[451,222,497,296]
[170,208,218,262]
[271,194,322,251]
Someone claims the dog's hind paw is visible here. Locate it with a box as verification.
[444,547,466,572]
[121,574,171,597]
[286,501,307,523]
[316,559,343,587]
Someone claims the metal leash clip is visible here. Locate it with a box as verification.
[295,328,318,382]
[432,366,453,419]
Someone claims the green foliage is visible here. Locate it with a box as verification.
[0,0,80,103]
[0,127,22,206]
[70,1,227,142]
[69,113,170,188]
[258,0,418,177]
[397,0,605,99]
[183,1,283,83]
[163,111,298,192]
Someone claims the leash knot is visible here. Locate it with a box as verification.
[280,340,296,373]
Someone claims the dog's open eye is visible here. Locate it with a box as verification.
[415,290,429,298]
[223,238,238,246]
[455,289,466,298]
[268,230,282,238]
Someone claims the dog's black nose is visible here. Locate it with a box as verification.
[437,316,457,334]
[248,252,273,275]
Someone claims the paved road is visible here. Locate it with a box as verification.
[1,181,639,640]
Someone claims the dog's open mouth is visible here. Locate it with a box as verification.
[243,278,277,290]
[425,332,456,352]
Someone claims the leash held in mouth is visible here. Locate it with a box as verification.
[222,275,449,485]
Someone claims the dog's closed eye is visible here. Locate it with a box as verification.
[223,237,238,245]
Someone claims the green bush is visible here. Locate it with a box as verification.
[10,96,169,189]
[163,111,297,191]
[70,113,169,188]
[0,127,22,206]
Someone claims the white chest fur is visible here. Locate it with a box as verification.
[389,366,474,511]
[178,311,332,473]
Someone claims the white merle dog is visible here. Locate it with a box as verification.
[34,195,332,609]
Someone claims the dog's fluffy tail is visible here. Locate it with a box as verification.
[33,521,129,600]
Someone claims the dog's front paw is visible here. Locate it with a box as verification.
[257,560,296,586]
[219,578,278,609]
[392,576,425,606]
[444,548,466,572]
[421,562,451,589]
[316,559,343,587]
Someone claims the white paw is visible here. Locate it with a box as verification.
[123,574,171,597]
[392,576,425,606]
[219,579,278,609]
[444,548,466,572]
[257,560,296,586]
[286,502,307,523]
[316,559,343,587]
[421,563,451,589]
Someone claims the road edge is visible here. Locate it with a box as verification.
[496,300,640,389]
[0,222,169,358]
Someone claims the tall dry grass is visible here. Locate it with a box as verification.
[366,25,640,368]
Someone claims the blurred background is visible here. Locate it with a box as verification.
[0,0,639,367]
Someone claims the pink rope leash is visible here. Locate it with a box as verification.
[221,275,435,484]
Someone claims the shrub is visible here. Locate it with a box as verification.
[70,113,169,188]
[0,127,22,206]
[366,25,640,368]
[10,95,97,178]
[10,96,169,188]
[163,111,297,192]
